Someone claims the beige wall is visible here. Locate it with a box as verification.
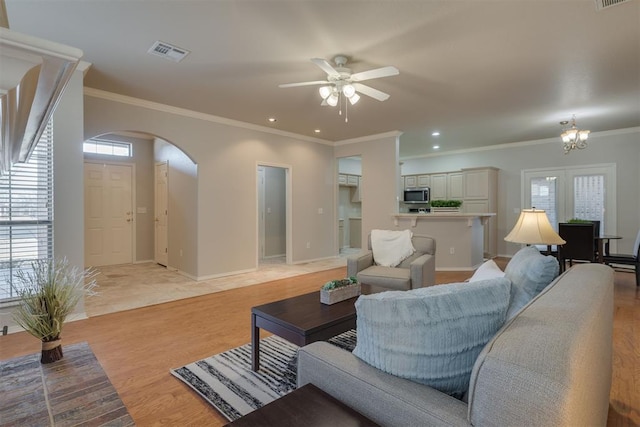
[1,69,86,331]
[335,132,401,248]
[154,138,198,276]
[84,93,336,279]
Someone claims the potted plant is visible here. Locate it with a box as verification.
[320,276,360,305]
[429,200,463,212]
[12,258,97,364]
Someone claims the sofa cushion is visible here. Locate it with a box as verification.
[356,266,411,291]
[469,259,504,282]
[504,246,559,319]
[353,278,511,396]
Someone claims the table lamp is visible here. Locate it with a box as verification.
[504,208,566,246]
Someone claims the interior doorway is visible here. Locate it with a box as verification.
[84,161,134,267]
[337,156,362,255]
[154,161,168,266]
[257,164,291,265]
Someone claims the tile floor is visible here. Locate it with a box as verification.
[85,254,357,317]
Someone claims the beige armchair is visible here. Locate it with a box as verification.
[347,234,436,292]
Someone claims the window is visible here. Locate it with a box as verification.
[0,120,53,301]
[83,138,132,157]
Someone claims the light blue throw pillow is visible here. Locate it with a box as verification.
[353,278,511,397]
[504,246,559,319]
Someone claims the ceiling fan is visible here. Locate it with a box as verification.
[279,56,399,119]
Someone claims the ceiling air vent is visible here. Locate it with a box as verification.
[594,0,632,10]
[147,41,190,62]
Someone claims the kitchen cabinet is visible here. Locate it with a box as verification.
[338,174,347,185]
[349,218,362,248]
[462,167,498,257]
[404,175,417,188]
[339,219,345,249]
[430,174,448,200]
[351,176,362,203]
[347,174,359,186]
[417,174,430,187]
[448,172,464,200]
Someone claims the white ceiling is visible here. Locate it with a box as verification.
[5,0,640,158]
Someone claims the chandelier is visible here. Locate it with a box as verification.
[560,115,590,154]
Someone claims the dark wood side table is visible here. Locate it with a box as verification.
[251,290,360,371]
[224,383,380,427]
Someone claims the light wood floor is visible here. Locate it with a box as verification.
[0,263,637,426]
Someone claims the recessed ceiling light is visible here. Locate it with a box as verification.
[314,129,321,133]
[433,145,440,150]
[431,131,440,137]
[267,117,277,123]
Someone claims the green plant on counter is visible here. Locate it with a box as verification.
[429,199,463,208]
[321,276,358,291]
[567,218,592,223]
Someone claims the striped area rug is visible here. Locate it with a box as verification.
[171,329,356,421]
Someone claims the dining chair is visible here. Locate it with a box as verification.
[557,222,597,272]
[603,229,640,287]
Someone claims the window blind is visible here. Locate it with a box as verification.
[0,120,53,301]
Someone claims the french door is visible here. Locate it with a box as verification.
[522,164,616,241]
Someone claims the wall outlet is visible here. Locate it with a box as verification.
[318,207,323,214]
[449,247,455,255]
[306,242,311,249]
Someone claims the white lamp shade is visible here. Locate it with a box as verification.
[342,84,356,98]
[318,86,332,99]
[326,93,339,106]
[504,209,566,245]
[348,93,360,105]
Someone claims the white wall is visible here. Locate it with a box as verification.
[84,92,336,279]
[400,128,640,256]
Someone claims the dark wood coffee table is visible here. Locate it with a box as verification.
[251,289,367,371]
[224,383,380,426]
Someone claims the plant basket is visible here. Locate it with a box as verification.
[41,339,63,364]
[430,207,461,212]
[320,283,361,305]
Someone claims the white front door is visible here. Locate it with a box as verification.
[84,162,134,267]
[154,162,168,266]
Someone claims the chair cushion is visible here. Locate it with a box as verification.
[504,246,559,319]
[353,278,511,397]
[356,266,411,290]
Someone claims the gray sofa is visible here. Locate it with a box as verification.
[347,234,436,291]
[298,263,614,426]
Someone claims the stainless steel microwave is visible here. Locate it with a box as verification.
[404,187,430,203]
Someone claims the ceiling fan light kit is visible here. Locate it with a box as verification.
[280,55,399,122]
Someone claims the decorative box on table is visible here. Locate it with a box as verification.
[320,277,361,305]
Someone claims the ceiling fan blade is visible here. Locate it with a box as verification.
[279,80,329,88]
[353,83,390,101]
[311,58,340,78]
[350,66,399,82]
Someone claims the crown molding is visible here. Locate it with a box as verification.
[83,87,333,146]
[335,130,403,146]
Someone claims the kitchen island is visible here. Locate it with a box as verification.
[391,213,496,270]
